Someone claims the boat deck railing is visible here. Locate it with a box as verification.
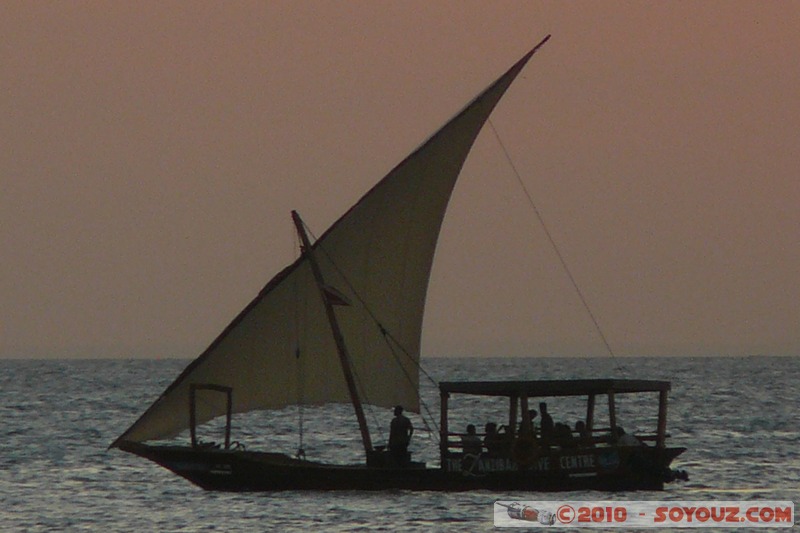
[443,429,664,455]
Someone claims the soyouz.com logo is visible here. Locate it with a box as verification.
[494,501,794,528]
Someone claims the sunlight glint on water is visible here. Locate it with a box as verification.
[1,356,798,531]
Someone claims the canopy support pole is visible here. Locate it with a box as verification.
[189,383,233,449]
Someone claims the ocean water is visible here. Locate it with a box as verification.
[1,356,798,531]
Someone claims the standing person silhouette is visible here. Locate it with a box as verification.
[539,402,554,441]
[388,405,413,466]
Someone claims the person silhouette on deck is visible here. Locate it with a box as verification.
[539,402,554,441]
[461,423,483,473]
[483,422,499,456]
[575,420,592,446]
[462,424,482,456]
[613,426,643,447]
[388,405,413,466]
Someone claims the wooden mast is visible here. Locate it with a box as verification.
[291,210,374,457]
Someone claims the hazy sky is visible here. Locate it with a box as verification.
[2,1,799,359]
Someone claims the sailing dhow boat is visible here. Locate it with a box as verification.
[111,36,687,491]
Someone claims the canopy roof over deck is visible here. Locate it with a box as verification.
[439,379,671,398]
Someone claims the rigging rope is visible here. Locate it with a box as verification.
[377,329,441,439]
[487,119,626,374]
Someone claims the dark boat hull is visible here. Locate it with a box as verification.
[118,442,685,492]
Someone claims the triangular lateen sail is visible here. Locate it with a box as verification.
[111,36,550,447]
